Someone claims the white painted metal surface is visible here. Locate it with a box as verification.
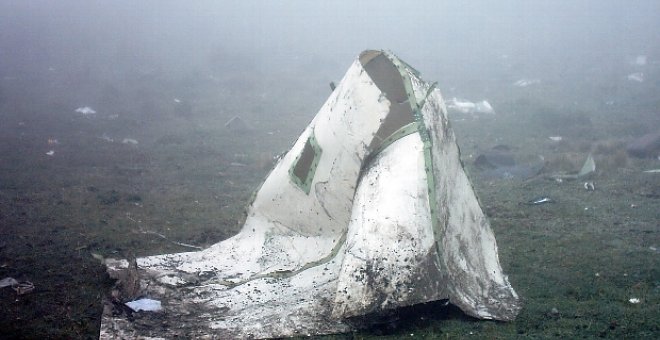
[100,50,520,339]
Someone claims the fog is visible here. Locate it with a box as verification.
[1,1,660,338]
[2,0,658,102]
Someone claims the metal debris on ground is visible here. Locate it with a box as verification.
[583,181,595,191]
[513,78,540,87]
[121,138,138,145]
[524,197,555,205]
[627,72,644,82]
[224,116,251,132]
[125,298,162,312]
[0,277,35,295]
[0,277,19,288]
[446,98,495,115]
[75,106,97,115]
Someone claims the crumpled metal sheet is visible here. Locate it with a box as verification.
[100,50,520,339]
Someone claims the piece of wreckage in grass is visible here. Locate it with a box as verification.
[100,50,521,338]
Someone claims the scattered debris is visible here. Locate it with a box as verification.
[447,98,495,115]
[173,99,193,117]
[47,138,59,145]
[513,78,540,87]
[224,116,251,132]
[0,277,19,288]
[475,100,495,114]
[578,154,596,177]
[122,138,138,145]
[627,72,644,82]
[12,281,34,295]
[643,169,660,173]
[91,253,105,263]
[524,197,555,205]
[75,106,97,115]
[548,136,563,142]
[99,134,114,143]
[125,298,162,312]
[628,298,641,304]
[548,153,595,181]
[1,277,34,295]
[46,150,55,156]
[583,181,595,191]
[107,114,119,120]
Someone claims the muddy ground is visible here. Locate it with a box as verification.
[0,65,658,339]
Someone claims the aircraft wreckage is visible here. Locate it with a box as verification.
[100,50,521,338]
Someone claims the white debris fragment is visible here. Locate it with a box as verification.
[0,277,19,288]
[475,100,494,114]
[122,138,138,145]
[99,134,114,143]
[447,98,476,114]
[447,98,494,114]
[513,79,540,87]
[174,98,181,103]
[628,298,640,304]
[46,150,55,156]
[627,72,644,82]
[225,116,251,131]
[643,169,660,173]
[75,106,97,115]
[125,298,162,312]
[548,136,563,142]
[633,55,647,66]
[583,181,595,191]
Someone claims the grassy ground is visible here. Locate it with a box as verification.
[0,66,658,338]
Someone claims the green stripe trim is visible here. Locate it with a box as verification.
[383,50,445,274]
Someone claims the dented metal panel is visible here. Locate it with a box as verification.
[100,50,520,339]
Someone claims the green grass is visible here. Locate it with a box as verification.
[0,66,658,338]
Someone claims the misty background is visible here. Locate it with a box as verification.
[1,0,658,116]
